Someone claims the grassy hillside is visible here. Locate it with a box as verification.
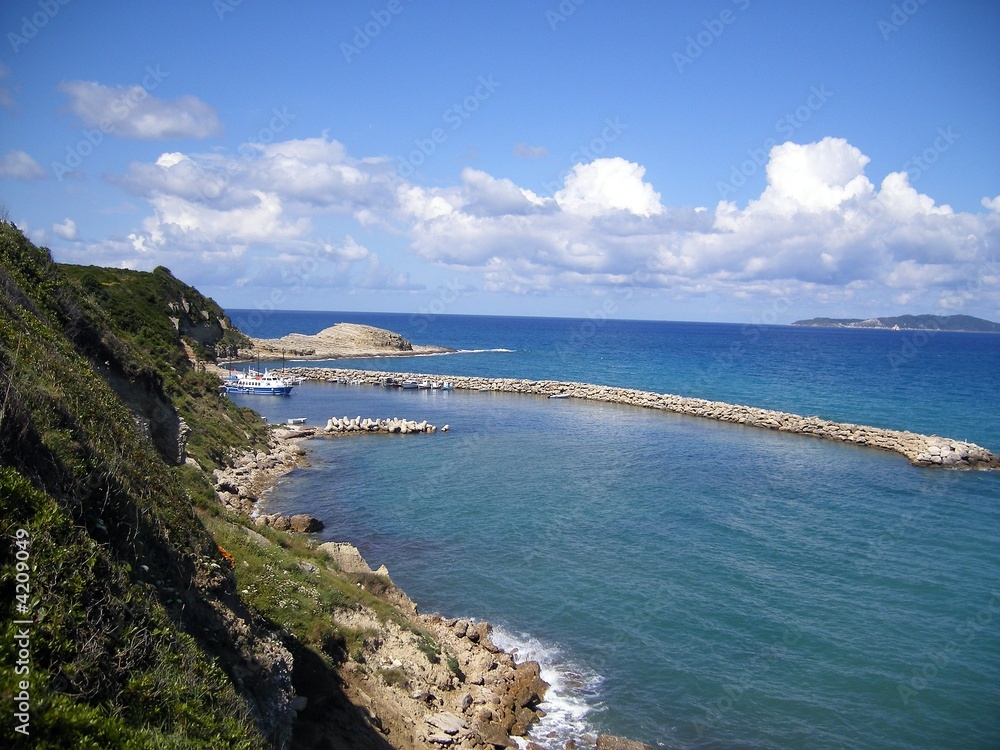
[0,221,540,750]
[0,221,280,747]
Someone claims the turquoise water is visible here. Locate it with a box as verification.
[228,312,1000,748]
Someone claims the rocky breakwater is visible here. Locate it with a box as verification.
[212,426,324,531]
[324,415,440,435]
[284,367,1000,470]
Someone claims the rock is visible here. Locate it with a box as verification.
[475,721,516,748]
[467,621,492,644]
[289,513,323,533]
[317,542,374,574]
[510,661,548,711]
[426,711,467,735]
[270,515,291,531]
[596,736,654,750]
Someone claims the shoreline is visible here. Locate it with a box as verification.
[211,427,569,748]
[279,365,1000,470]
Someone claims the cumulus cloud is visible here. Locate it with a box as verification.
[90,133,1000,315]
[52,218,77,240]
[555,157,664,217]
[58,79,222,140]
[0,150,45,180]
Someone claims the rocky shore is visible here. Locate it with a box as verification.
[282,366,1000,470]
[211,426,555,748]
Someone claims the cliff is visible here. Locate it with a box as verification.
[0,222,544,749]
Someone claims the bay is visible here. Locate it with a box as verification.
[227,310,1000,749]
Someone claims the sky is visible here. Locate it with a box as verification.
[1,0,999,324]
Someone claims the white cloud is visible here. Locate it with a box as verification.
[52,218,77,240]
[555,157,664,217]
[0,150,45,180]
[87,134,1000,316]
[58,80,222,140]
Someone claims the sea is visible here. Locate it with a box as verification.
[226,310,1000,750]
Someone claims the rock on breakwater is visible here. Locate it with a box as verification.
[325,415,439,434]
[287,367,1000,470]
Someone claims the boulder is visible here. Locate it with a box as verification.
[317,542,374,574]
[289,513,323,533]
[271,515,291,531]
[596,735,654,750]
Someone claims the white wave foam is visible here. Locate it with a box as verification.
[491,626,602,749]
[410,347,516,356]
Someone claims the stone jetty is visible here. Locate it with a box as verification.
[283,366,1000,470]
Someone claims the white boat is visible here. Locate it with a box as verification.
[430,382,443,390]
[286,417,307,425]
[548,392,572,399]
[223,369,295,396]
[417,380,431,389]
[441,382,454,390]
[400,379,419,389]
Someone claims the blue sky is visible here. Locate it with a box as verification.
[1,0,998,323]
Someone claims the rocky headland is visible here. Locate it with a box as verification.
[245,322,455,360]
[281,366,1000,470]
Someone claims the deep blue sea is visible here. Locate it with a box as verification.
[227,310,1000,749]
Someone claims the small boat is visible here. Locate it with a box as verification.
[430,382,443,390]
[548,393,572,399]
[417,380,431,389]
[441,382,454,390]
[223,369,295,396]
[400,380,419,389]
[286,417,307,425]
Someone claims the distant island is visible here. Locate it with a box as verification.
[791,314,1000,333]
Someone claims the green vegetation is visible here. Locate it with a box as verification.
[0,221,453,747]
[0,222,268,747]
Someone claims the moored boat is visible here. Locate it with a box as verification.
[223,369,295,396]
